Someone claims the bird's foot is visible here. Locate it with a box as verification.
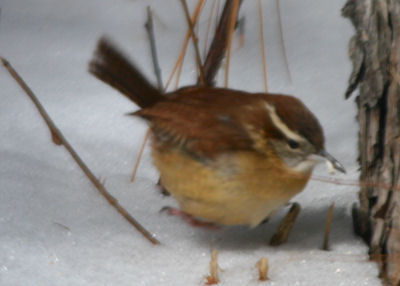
[160,207,221,230]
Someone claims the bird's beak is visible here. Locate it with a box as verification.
[319,150,346,174]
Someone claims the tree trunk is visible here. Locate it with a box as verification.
[342,0,400,285]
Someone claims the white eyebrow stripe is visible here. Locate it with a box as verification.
[264,103,305,142]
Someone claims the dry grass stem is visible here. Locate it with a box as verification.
[202,0,217,58]
[130,128,151,182]
[165,0,205,90]
[175,0,206,89]
[180,0,205,84]
[312,175,400,193]
[322,202,335,251]
[257,0,268,92]
[223,0,239,87]
[1,57,160,245]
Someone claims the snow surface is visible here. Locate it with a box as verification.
[0,0,381,285]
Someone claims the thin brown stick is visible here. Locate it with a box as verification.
[322,202,335,251]
[276,0,292,82]
[257,0,268,92]
[311,175,360,187]
[130,129,150,182]
[165,44,186,90]
[180,0,205,85]
[311,175,400,193]
[174,0,205,89]
[174,47,186,89]
[269,202,301,246]
[224,0,239,87]
[1,57,160,245]
[164,0,205,90]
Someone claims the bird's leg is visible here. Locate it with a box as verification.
[160,207,221,230]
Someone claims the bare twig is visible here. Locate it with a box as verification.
[224,0,239,87]
[322,202,335,251]
[257,0,268,92]
[269,202,301,246]
[144,6,163,90]
[1,57,160,245]
[276,0,292,82]
[180,0,205,85]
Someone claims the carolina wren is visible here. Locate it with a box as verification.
[89,38,345,227]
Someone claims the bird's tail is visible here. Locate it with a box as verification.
[89,37,163,108]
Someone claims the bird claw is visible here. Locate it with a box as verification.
[160,207,221,230]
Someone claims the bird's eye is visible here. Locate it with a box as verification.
[287,139,299,149]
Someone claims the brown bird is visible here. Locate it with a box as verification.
[89,38,345,227]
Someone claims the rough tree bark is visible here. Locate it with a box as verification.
[342,0,400,285]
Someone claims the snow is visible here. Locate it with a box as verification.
[0,0,381,285]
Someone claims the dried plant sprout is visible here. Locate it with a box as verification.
[205,249,220,285]
[256,256,269,281]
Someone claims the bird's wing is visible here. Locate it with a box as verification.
[134,87,280,158]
